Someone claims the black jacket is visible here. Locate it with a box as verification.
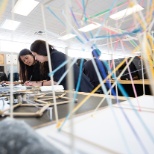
[49,49,93,92]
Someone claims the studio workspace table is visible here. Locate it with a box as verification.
[0,91,126,128]
[36,95,154,154]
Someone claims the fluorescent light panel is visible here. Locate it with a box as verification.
[58,34,76,40]
[12,0,39,16]
[1,19,20,30]
[78,22,101,32]
[110,4,144,20]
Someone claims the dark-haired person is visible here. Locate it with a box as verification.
[30,40,93,92]
[76,58,87,68]
[18,49,50,86]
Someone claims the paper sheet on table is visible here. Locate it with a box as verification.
[40,85,64,92]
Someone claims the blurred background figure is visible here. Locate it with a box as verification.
[76,58,87,68]
[83,49,109,94]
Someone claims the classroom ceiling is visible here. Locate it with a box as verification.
[0,0,152,56]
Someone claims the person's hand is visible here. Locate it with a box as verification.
[30,81,41,87]
[5,81,11,84]
[24,81,33,86]
[0,81,5,84]
[0,81,9,85]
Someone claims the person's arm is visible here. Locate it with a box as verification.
[24,80,57,86]
[0,81,22,85]
[41,80,57,86]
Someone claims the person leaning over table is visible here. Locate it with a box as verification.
[18,49,51,86]
[30,39,94,92]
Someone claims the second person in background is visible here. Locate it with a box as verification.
[18,49,50,86]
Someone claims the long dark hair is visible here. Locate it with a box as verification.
[30,40,54,56]
[18,49,35,83]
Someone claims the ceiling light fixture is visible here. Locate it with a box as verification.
[58,34,76,40]
[12,0,39,16]
[1,19,20,30]
[110,4,144,20]
[78,22,101,32]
